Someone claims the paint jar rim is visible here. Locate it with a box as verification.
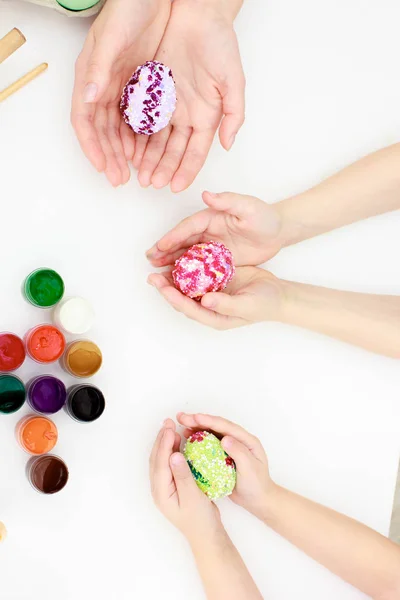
[56,0,101,11]
[63,340,102,378]
[0,332,26,372]
[27,375,67,415]
[16,415,58,455]
[25,324,66,364]
[27,454,69,495]
[66,384,105,423]
[53,296,95,335]
[0,374,26,414]
[24,268,65,308]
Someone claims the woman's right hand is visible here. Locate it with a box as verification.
[146,191,285,267]
[177,413,278,520]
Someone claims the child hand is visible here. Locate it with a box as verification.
[177,413,277,520]
[148,266,285,330]
[146,192,283,267]
[150,419,223,543]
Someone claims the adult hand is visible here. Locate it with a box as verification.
[177,413,277,520]
[147,191,284,267]
[135,0,245,192]
[71,0,171,187]
[150,419,223,543]
[148,266,285,330]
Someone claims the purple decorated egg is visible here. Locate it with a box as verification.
[120,61,176,136]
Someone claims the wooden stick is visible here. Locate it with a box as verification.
[0,28,26,64]
[0,63,48,103]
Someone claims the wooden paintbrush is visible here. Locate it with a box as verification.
[0,63,48,103]
[0,28,26,64]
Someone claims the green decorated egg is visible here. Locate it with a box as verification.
[183,431,236,500]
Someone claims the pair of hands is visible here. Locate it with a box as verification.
[150,413,276,542]
[147,191,288,329]
[71,0,245,190]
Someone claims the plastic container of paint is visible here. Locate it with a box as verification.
[53,296,95,335]
[62,340,102,378]
[65,384,105,423]
[16,415,58,455]
[0,375,26,414]
[27,376,67,415]
[0,332,26,372]
[56,0,101,11]
[25,324,66,364]
[27,455,69,495]
[24,268,64,308]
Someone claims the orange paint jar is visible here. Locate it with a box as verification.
[25,325,66,364]
[16,415,58,455]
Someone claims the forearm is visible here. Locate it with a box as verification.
[189,528,262,600]
[262,486,400,600]
[277,143,400,246]
[279,281,400,358]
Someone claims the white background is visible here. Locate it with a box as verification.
[1,1,400,599]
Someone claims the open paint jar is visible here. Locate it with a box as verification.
[27,376,67,415]
[16,415,58,455]
[27,455,69,494]
[66,385,105,423]
[25,325,66,364]
[0,375,26,414]
[24,268,64,308]
[53,296,95,335]
[0,332,26,372]
[63,340,102,378]
[56,0,101,10]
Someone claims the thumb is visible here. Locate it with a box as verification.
[221,436,252,473]
[202,191,256,219]
[83,36,120,103]
[201,292,252,319]
[219,68,245,151]
[170,453,199,501]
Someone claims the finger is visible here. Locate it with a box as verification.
[173,432,181,453]
[170,453,200,502]
[132,134,149,170]
[221,436,253,473]
[150,427,166,476]
[202,191,255,219]
[151,126,190,189]
[147,272,172,291]
[71,44,106,172]
[171,129,215,193]
[138,126,171,188]
[146,211,211,259]
[178,414,265,459]
[94,105,122,187]
[120,120,135,162]
[82,33,123,104]
[107,105,130,185]
[154,427,176,492]
[218,66,245,151]
[201,292,253,320]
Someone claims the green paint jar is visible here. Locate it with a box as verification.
[24,268,65,308]
[0,375,26,414]
[56,0,101,10]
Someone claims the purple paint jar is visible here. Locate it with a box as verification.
[27,375,67,415]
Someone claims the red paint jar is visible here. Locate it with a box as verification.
[0,332,26,372]
[25,325,66,364]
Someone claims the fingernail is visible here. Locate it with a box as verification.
[171,453,185,466]
[83,82,98,103]
[202,297,216,309]
[206,191,218,197]
[222,437,232,449]
[227,135,236,151]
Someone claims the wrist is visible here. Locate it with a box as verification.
[188,521,229,554]
[174,0,242,21]
[274,196,308,248]
[254,484,286,526]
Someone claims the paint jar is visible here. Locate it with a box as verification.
[56,0,101,10]
[53,296,95,335]
[0,375,26,414]
[25,324,66,364]
[62,340,102,378]
[0,332,26,372]
[16,415,58,455]
[66,385,105,423]
[27,376,67,415]
[27,455,69,495]
[24,268,64,308]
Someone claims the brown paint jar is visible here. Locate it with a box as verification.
[62,340,102,378]
[27,455,69,494]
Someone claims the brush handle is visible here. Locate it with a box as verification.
[0,28,26,64]
[0,63,48,103]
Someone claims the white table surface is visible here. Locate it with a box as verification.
[1,1,400,599]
